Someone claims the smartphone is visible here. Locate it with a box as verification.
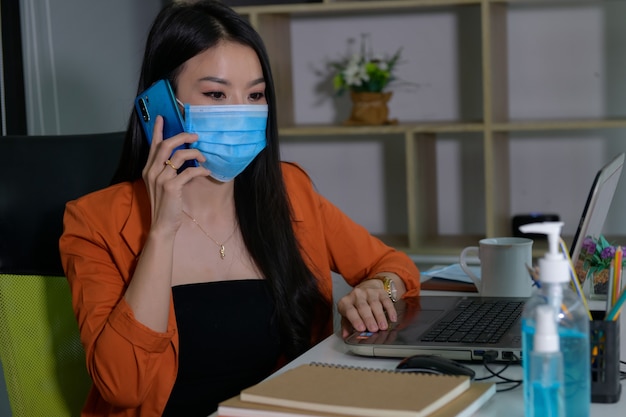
[135,79,196,169]
[135,79,184,142]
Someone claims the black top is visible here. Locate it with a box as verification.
[162,279,282,416]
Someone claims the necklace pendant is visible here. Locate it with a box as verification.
[183,209,236,261]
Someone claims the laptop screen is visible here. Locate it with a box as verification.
[570,153,625,267]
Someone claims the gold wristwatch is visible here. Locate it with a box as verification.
[368,276,398,303]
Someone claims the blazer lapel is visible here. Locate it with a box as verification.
[120,180,152,258]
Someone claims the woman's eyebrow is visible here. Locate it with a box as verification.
[248,77,265,88]
[198,76,265,88]
[199,76,229,85]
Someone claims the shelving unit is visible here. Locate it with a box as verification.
[232,0,626,256]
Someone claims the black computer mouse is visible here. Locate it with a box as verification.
[395,355,475,379]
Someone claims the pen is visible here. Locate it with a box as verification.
[605,286,626,321]
[606,245,623,315]
[606,251,617,313]
[612,246,622,307]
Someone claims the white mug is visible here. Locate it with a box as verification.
[459,237,534,297]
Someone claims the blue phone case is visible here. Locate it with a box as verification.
[135,79,184,142]
[135,80,196,170]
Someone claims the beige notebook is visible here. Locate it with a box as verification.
[238,363,471,417]
[220,382,495,417]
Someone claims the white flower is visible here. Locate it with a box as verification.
[342,54,369,87]
[329,38,404,95]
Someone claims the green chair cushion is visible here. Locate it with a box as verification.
[0,274,90,416]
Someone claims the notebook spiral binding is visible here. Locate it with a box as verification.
[309,361,398,372]
[308,361,470,379]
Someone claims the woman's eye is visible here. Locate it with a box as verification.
[249,92,265,102]
[203,91,225,100]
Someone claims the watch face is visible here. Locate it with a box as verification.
[389,280,398,299]
[389,281,398,301]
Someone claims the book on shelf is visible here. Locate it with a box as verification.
[218,378,495,417]
[226,362,479,417]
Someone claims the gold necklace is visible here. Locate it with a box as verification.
[182,210,237,260]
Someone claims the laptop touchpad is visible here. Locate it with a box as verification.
[395,309,446,342]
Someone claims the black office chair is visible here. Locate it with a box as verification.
[0,132,125,275]
[0,132,125,416]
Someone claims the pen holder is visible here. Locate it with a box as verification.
[590,311,621,403]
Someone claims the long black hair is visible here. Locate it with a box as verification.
[111,0,330,359]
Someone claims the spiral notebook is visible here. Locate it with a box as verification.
[219,382,495,417]
[235,363,473,417]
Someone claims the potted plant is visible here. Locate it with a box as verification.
[575,235,625,298]
[329,34,403,126]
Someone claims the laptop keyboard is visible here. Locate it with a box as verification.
[420,299,524,344]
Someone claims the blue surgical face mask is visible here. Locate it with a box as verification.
[181,103,268,182]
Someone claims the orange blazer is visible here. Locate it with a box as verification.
[60,162,420,417]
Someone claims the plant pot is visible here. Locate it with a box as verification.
[587,268,610,300]
[344,91,398,126]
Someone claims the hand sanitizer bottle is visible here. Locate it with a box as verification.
[528,305,565,417]
[520,222,590,417]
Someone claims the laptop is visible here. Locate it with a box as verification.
[344,152,625,362]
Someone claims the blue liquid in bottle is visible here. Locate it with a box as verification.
[523,321,590,417]
[530,379,564,417]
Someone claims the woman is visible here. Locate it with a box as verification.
[59,1,420,416]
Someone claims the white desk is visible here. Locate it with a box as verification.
[277,333,624,417]
[210,285,625,417]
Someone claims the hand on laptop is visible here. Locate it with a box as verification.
[337,273,406,338]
